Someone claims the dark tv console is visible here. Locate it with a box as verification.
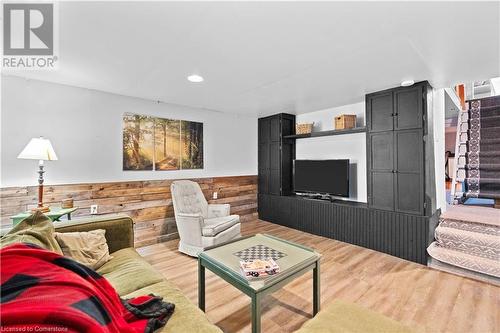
[259,193,438,265]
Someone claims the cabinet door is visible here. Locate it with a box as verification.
[258,170,269,194]
[270,117,281,142]
[258,143,269,170]
[281,143,293,194]
[281,116,294,136]
[395,173,423,214]
[269,142,281,171]
[258,194,271,221]
[395,129,424,214]
[258,142,269,194]
[258,118,270,194]
[368,132,395,211]
[370,171,395,211]
[367,92,394,132]
[269,169,281,195]
[369,132,394,171]
[394,86,423,130]
[259,118,270,143]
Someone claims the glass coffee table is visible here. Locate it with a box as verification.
[198,233,321,333]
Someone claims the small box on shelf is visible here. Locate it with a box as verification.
[335,115,356,130]
[296,123,313,135]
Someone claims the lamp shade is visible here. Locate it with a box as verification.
[17,137,58,161]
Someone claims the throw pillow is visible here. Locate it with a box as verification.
[0,211,63,254]
[55,229,112,269]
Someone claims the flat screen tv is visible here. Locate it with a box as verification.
[294,159,349,197]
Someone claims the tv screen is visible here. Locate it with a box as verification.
[294,159,349,197]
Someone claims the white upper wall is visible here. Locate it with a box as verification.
[295,102,367,202]
[0,76,257,187]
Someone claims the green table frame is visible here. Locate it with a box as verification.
[198,234,321,333]
[10,207,77,226]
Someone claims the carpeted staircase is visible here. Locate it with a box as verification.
[437,96,500,283]
[427,205,500,284]
[461,96,500,203]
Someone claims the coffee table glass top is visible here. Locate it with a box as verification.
[199,233,320,291]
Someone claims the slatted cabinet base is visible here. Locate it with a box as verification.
[258,194,437,264]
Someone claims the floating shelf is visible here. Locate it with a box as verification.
[283,127,366,139]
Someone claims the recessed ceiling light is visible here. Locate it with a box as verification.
[187,74,204,83]
[401,80,415,87]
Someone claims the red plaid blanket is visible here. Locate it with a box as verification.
[0,243,174,333]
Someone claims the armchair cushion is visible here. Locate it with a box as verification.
[207,204,231,218]
[170,180,208,218]
[202,215,240,237]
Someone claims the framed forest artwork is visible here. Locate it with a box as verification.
[123,113,203,171]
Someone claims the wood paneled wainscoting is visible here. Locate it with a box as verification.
[0,175,257,247]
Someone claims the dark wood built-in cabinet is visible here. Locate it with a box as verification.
[366,82,430,215]
[257,82,438,265]
[258,113,295,196]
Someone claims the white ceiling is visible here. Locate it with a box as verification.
[4,1,500,116]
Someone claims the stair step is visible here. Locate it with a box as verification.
[468,95,500,107]
[465,164,500,178]
[465,175,500,195]
[481,140,500,153]
[466,151,500,164]
[481,138,500,145]
[468,105,500,117]
[435,226,499,259]
[439,217,500,236]
[472,115,500,128]
[465,163,500,170]
[427,242,500,278]
[465,190,500,199]
[477,151,500,156]
[441,205,500,226]
[467,126,500,140]
[465,177,500,183]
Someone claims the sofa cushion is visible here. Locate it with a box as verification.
[295,300,415,333]
[97,247,163,295]
[124,281,222,333]
[53,214,134,253]
[202,215,240,237]
[0,211,62,254]
[55,229,112,269]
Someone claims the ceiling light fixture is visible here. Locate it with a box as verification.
[401,80,415,87]
[187,74,204,83]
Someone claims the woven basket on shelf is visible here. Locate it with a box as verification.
[296,123,313,135]
[335,115,356,130]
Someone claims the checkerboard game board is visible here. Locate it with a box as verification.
[233,244,287,261]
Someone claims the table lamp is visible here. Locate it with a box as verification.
[17,137,58,213]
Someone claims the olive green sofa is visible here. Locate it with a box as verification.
[1,213,222,333]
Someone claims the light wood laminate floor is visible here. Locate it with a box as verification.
[137,220,499,333]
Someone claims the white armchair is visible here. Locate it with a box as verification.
[171,180,241,257]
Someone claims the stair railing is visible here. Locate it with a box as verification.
[450,102,469,204]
